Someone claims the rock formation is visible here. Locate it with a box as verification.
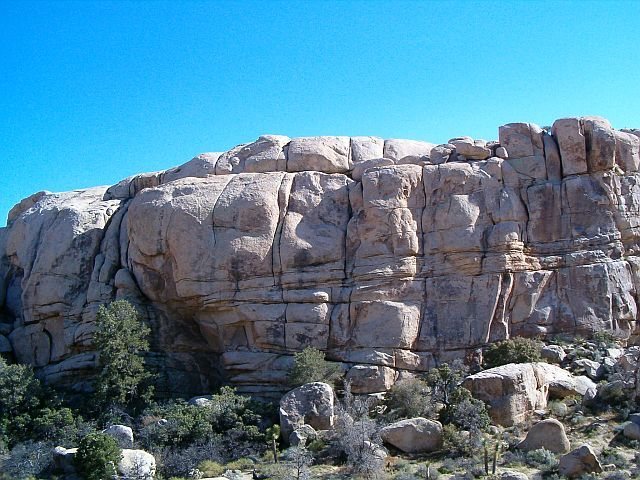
[2,117,640,396]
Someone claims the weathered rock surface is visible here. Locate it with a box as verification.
[517,418,570,454]
[3,116,640,395]
[380,417,443,453]
[558,444,602,478]
[118,449,156,480]
[463,363,596,426]
[52,446,77,473]
[103,424,134,449]
[279,382,335,439]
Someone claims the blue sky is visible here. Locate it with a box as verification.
[2,0,640,225]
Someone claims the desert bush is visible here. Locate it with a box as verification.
[385,377,433,420]
[334,385,385,480]
[483,337,542,369]
[197,459,225,476]
[525,447,558,470]
[442,389,491,433]
[601,447,630,468]
[0,440,53,480]
[288,347,343,387]
[138,386,266,452]
[156,440,223,478]
[442,424,478,457]
[591,330,622,347]
[225,456,255,470]
[74,432,122,480]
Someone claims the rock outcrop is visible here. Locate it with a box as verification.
[2,116,640,396]
[463,362,596,426]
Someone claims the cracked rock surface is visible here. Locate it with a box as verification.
[2,116,640,396]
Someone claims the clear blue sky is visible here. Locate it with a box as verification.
[2,0,640,226]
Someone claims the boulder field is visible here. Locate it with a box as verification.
[2,116,640,396]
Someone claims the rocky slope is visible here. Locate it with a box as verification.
[2,116,640,397]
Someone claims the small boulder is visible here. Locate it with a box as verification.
[380,417,443,453]
[279,382,335,439]
[517,419,570,454]
[449,137,491,160]
[495,146,509,159]
[53,446,77,473]
[118,449,156,480]
[103,424,134,449]
[188,395,214,407]
[541,345,566,363]
[558,444,602,478]
[623,421,640,441]
[573,359,604,381]
[289,424,317,447]
[500,471,529,480]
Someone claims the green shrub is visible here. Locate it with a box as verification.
[0,357,83,447]
[139,386,267,459]
[74,432,122,480]
[288,347,343,387]
[225,456,255,470]
[197,459,225,476]
[385,378,432,420]
[525,447,557,469]
[483,337,542,369]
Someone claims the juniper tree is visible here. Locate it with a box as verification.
[93,300,154,412]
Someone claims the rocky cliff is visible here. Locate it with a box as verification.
[2,116,640,397]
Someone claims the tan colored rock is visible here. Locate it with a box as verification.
[383,139,435,165]
[287,136,350,173]
[163,152,221,182]
[449,137,492,160]
[552,118,587,176]
[517,418,570,454]
[541,345,566,363]
[558,444,602,478]
[4,116,640,395]
[351,136,384,165]
[215,135,289,174]
[614,130,640,172]
[380,417,443,453]
[499,123,544,159]
[346,365,397,393]
[430,143,456,164]
[583,116,616,172]
[351,157,395,181]
[464,363,596,426]
[279,382,335,438]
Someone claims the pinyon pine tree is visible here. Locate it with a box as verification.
[94,300,154,412]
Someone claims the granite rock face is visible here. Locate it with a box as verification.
[2,116,640,396]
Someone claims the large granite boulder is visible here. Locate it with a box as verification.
[463,363,596,426]
[3,116,640,396]
[517,419,570,454]
[279,382,335,439]
[380,417,443,453]
[118,449,156,480]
